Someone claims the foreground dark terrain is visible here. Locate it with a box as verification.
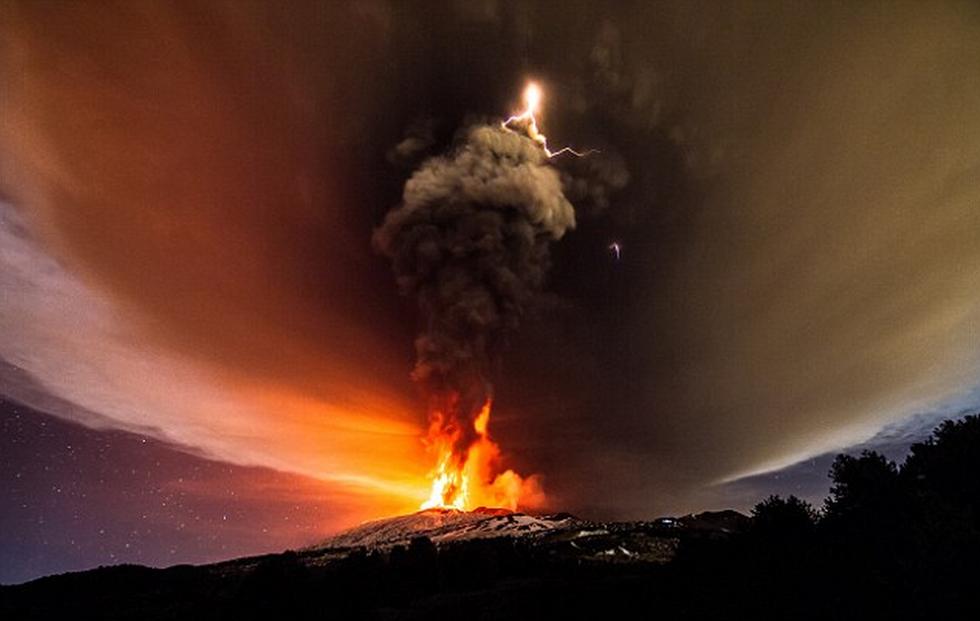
[3,416,979,620]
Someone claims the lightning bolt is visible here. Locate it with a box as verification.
[502,82,597,158]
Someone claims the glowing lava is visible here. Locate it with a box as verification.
[420,400,542,511]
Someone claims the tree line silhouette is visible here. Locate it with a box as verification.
[677,414,980,620]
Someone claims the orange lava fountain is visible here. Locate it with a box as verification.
[420,400,543,511]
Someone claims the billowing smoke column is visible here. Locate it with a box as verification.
[374,122,575,507]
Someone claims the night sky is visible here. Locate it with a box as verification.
[3,1,980,584]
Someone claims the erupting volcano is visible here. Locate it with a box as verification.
[420,399,542,511]
[374,83,575,512]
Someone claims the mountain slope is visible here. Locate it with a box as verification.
[0,508,748,620]
[312,507,580,549]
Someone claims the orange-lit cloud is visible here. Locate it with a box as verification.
[0,1,430,520]
[0,196,429,514]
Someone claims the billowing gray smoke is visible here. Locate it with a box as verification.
[374,124,575,458]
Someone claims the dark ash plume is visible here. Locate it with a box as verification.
[374,124,575,453]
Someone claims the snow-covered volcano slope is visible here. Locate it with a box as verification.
[314,508,581,550]
[304,507,747,567]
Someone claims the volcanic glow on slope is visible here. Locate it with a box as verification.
[420,400,543,511]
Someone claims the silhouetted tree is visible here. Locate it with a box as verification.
[825,451,904,521]
[737,496,822,618]
[904,415,980,521]
[750,494,819,541]
[820,451,923,619]
[900,415,980,618]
